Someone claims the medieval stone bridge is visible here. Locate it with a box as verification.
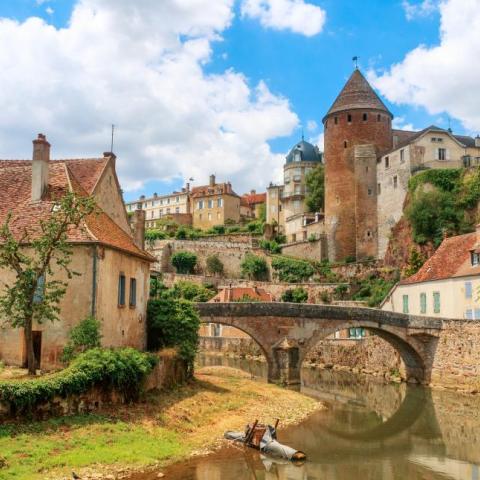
[196,302,444,385]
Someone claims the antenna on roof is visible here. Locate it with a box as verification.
[447,116,452,133]
[352,56,359,69]
[301,127,304,141]
[110,124,115,152]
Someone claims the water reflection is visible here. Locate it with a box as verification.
[134,355,480,480]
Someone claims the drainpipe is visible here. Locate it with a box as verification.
[91,245,97,317]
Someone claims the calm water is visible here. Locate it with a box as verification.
[132,354,480,480]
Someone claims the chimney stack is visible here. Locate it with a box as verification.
[31,133,50,202]
[475,135,480,148]
[209,174,215,187]
[132,202,146,250]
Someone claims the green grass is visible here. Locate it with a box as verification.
[0,415,182,479]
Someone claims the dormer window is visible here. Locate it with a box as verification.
[471,251,480,266]
[294,151,302,162]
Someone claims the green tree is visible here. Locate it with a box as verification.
[0,191,95,374]
[241,253,269,280]
[171,251,197,274]
[61,316,102,363]
[403,247,426,277]
[305,164,325,212]
[206,254,224,276]
[281,287,308,303]
[258,203,267,223]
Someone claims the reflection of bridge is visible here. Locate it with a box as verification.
[196,302,443,385]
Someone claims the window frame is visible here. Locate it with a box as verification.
[402,294,409,314]
[118,273,126,307]
[129,278,137,308]
[420,292,427,314]
[433,291,441,314]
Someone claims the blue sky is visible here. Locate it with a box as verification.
[0,0,475,201]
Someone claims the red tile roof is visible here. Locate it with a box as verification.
[401,232,480,285]
[191,182,239,198]
[0,157,153,261]
[209,287,273,303]
[241,192,266,206]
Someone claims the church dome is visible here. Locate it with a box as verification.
[285,139,322,164]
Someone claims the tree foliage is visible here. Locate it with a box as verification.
[0,191,96,373]
[61,316,102,363]
[305,164,325,213]
[271,256,314,283]
[171,251,197,274]
[206,254,224,276]
[240,253,269,280]
[402,247,426,278]
[281,287,308,303]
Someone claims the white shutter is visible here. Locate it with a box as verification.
[446,148,450,160]
[435,148,439,160]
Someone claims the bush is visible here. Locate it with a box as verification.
[259,239,281,254]
[271,256,314,283]
[168,280,216,302]
[352,276,396,307]
[402,247,426,277]
[208,225,225,235]
[61,316,102,363]
[145,229,167,243]
[344,255,356,264]
[241,254,269,280]
[319,291,331,304]
[171,251,197,274]
[206,254,224,276]
[0,348,157,414]
[246,221,264,234]
[226,226,240,233]
[147,297,200,375]
[308,234,317,243]
[281,287,308,303]
[408,168,461,193]
[333,284,348,300]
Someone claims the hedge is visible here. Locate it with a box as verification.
[0,348,157,414]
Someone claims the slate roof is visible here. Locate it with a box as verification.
[400,232,480,285]
[324,69,392,120]
[286,139,322,164]
[0,157,153,261]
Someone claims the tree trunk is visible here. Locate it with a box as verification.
[24,316,36,375]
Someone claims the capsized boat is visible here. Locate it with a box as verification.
[224,419,306,461]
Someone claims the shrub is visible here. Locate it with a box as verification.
[308,234,317,243]
[175,227,187,239]
[0,348,157,414]
[169,280,216,302]
[226,226,240,233]
[147,298,200,375]
[61,316,102,363]
[333,284,348,300]
[206,254,224,276]
[271,256,314,283]
[408,168,461,193]
[319,291,331,304]
[259,239,281,254]
[352,276,396,307]
[246,221,264,234]
[344,255,356,264]
[171,251,197,274]
[241,254,269,280]
[209,225,225,235]
[281,287,308,303]
[402,247,426,277]
[145,229,167,243]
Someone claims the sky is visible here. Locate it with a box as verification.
[0,0,478,201]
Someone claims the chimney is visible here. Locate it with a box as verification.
[475,135,480,148]
[250,189,256,195]
[31,133,50,202]
[209,174,215,187]
[103,151,116,166]
[132,202,146,250]
[186,182,190,192]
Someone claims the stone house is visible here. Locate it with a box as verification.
[0,134,154,371]
[382,226,480,319]
[377,126,480,258]
[240,191,266,220]
[191,174,240,230]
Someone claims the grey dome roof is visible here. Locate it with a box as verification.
[286,139,322,164]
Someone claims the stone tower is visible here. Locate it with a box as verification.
[323,69,393,261]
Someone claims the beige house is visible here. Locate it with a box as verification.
[191,175,240,230]
[377,126,480,258]
[0,134,154,371]
[382,228,480,319]
[125,190,191,229]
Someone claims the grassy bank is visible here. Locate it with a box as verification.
[0,366,322,480]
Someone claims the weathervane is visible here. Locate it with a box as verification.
[352,56,359,69]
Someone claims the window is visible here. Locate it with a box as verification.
[348,327,365,339]
[118,274,126,306]
[475,308,480,320]
[420,292,427,314]
[208,213,212,221]
[377,114,381,122]
[385,156,390,168]
[363,113,368,121]
[438,148,447,160]
[400,149,405,163]
[402,295,409,314]
[33,274,45,304]
[217,198,223,207]
[334,116,338,125]
[175,207,180,214]
[433,292,440,313]
[166,208,170,214]
[344,140,348,149]
[160,199,163,205]
[465,281,473,299]
[150,211,154,219]
[465,309,473,320]
[471,252,480,266]
[368,188,372,196]
[347,114,352,123]
[377,183,381,195]
[294,151,302,162]
[198,200,204,209]
[159,209,163,215]
[143,203,147,208]
[208,199,213,209]
[129,278,137,307]
[176,196,179,203]
[393,176,398,189]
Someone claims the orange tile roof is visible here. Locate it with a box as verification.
[0,157,153,262]
[401,232,480,285]
[241,192,266,206]
[191,182,239,198]
[209,287,273,302]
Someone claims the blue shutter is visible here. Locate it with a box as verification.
[465,282,473,299]
[420,293,427,314]
[33,275,45,304]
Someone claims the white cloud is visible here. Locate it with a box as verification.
[370,0,480,133]
[240,0,326,36]
[392,116,415,131]
[45,7,54,15]
[0,0,299,193]
[306,120,317,132]
[309,132,324,152]
[402,0,438,21]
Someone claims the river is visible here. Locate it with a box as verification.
[141,354,480,480]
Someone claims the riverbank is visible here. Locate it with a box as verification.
[0,366,322,480]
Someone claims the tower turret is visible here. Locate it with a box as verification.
[323,69,393,261]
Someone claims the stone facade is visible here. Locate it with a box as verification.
[280,237,327,262]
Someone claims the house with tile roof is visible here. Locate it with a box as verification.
[240,190,266,220]
[0,134,154,371]
[377,125,480,258]
[382,226,480,319]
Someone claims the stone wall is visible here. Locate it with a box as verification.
[281,238,327,262]
[199,337,262,356]
[0,350,187,421]
[162,272,343,303]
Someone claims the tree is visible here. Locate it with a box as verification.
[305,164,325,213]
[281,287,308,303]
[0,191,95,374]
[171,251,197,274]
[206,254,224,276]
[61,316,102,363]
[240,253,269,280]
[403,247,426,278]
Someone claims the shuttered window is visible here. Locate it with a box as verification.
[420,292,427,314]
[402,295,409,314]
[465,281,473,299]
[433,292,440,314]
[33,275,45,304]
[118,274,126,306]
